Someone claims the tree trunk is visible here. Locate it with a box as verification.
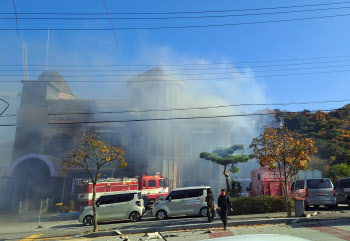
[92,183,98,232]
[223,165,232,195]
[282,179,292,217]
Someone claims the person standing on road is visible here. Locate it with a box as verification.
[205,188,214,222]
[217,189,233,230]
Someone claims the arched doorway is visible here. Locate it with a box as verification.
[7,154,62,210]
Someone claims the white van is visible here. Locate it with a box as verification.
[152,186,210,220]
[79,191,145,225]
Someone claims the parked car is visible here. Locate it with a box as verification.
[152,186,210,220]
[79,191,145,225]
[291,178,336,209]
[334,177,350,206]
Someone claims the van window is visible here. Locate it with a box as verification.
[143,180,146,188]
[186,189,203,198]
[167,190,184,200]
[338,179,350,188]
[159,179,167,188]
[117,193,134,203]
[307,179,332,189]
[296,180,304,189]
[149,180,156,187]
[98,195,116,205]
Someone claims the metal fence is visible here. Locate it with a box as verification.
[18,199,29,214]
[39,198,50,214]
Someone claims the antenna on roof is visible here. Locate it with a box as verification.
[45,28,50,71]
[22,43,28,81]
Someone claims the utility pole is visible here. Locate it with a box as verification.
[23,43,28,80]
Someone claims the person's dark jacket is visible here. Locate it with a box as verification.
[218,195,231,210]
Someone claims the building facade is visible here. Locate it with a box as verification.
[4,69,232,210]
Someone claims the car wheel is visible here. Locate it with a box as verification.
[129,211,141,222]
[156,210,167,220]
[326,204,337,210]
[347,199,350,207]
[313,205,320,208]
[305,205,310,211]
[200,207,208,217]
[83,215,94,226]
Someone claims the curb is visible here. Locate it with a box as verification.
[74,216,350,238]
[76,218,304,238]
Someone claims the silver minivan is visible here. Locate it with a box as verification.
[79,191,145,225]
[334,178,350,206]
[292,178,336,209]
[152,186,210,220]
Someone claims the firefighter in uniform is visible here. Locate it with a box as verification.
[217,189,233,230]
[205,188,214,222]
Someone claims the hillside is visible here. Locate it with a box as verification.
[275,104,350,179]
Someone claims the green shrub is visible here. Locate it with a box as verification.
[230,196,295,215]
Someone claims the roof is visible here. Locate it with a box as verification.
[127,67,184,87]
[337,177,350,181]
[171,186,210,191]
[37,71,73,96]
[295,178,331,181]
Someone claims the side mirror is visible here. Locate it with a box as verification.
[169,197,172,202]
[96,202,100,207]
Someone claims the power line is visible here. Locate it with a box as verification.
[101,0,118,47]
[1,68,350,82]
[2,63,350,76]
[1,54,350,67]
[1,106,349,126]
[1,12,350,31]
[11,0,19,38]
[2,6,350,20]
[1,99,349,118]
[1,1,349,15]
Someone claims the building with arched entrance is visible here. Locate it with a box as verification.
[4,69,233,212]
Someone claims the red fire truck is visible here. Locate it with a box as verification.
[74,174,169,207]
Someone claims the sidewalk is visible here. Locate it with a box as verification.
[77,208,350,238]
[68,212,350,241]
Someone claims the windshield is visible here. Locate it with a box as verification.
[159,179,168,188]
[307,179,332,189]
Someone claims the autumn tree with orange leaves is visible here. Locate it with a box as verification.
[61,132,126,232]
[250,127,317,217]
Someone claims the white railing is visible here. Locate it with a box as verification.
[18,199,29,214]
[39,198,50,214]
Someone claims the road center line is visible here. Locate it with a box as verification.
[19,234,44,241]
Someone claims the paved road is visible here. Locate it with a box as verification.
[12,219,350,241]
[1,211,211,241]
[1,206,350,241]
